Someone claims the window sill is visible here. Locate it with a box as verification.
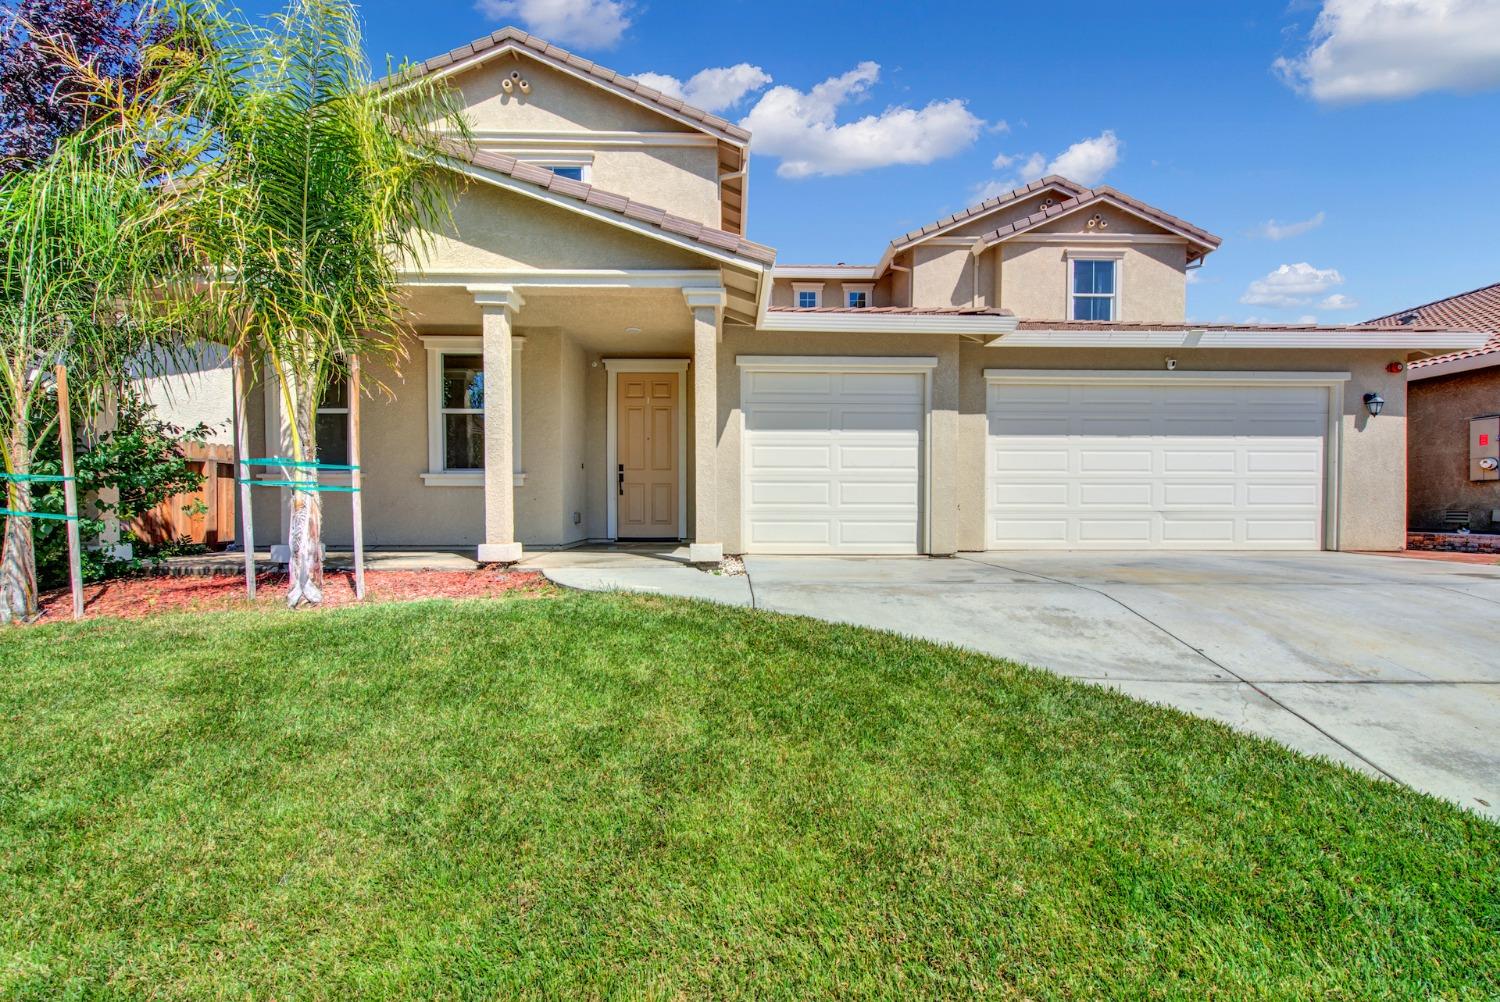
[420,472,526,487]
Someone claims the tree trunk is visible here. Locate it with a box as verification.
[284,384,323,608]
[0,420,39,624]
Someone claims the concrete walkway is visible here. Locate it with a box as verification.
[523,545,753,606]
[542,548,1500,820]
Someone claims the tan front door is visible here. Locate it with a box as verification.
[617,371,680,538]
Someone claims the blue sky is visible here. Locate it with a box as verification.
[290,0,1499,322]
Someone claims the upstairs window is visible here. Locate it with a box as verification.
[547,165,585,182]
[792,283,824,309]
[1071,259,1117,321]
[844,284,873,309]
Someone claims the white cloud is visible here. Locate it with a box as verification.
[1240,262,1346,307]
[1319,292,1360,309]
[739,62,984,178]
[974,130,1122,202]
[1185,269,1203,285]
[1255,210,1326,240]
[476,0,631,49]
[1297,314,1320,324]
[1275,0,1500,103]
[1046,131,1121,185]
[632,64,772,113]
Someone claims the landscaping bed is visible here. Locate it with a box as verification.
[1,593,1496,998]
[33,568,552,622]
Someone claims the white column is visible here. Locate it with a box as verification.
[474,287,525,563]
[684,288,726,564]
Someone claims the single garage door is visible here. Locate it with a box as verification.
[986,375,1331,550]
[742,360,928,554]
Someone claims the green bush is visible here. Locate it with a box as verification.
[23,389,210,588]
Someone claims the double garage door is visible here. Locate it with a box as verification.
[740,363,1333,554]
[986,376,1331,550]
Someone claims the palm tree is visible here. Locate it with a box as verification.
[0,133,182,623]
[136,0,468,606]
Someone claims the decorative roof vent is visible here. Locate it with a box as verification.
[1086,213,1109,230]
[501,70,531,95]
[1398,312,1420,326]
[1038,197,1056,211]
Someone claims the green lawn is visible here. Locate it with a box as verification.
[2,593,1496,1000]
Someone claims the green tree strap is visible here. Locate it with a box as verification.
[0,508,78,521]
[0,472,74,482]
[241,457,359,472]
[237,479,360,493]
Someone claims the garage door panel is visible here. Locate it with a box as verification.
[744,366,924,554]
[986,378,1328,551]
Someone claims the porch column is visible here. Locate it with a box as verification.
[474,287,525,563]
[684,288,726,564]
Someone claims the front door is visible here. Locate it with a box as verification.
[617,371,680,539]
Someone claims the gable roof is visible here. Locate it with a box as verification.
[382,26,750,148]
[970,186,1221,260]
[1365,281,1500,374]
[442,146,775,267]
[886,177,1087,252]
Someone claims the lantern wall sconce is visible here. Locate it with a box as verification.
[1364,392,1385,417]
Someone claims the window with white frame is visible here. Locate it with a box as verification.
[515,156,593,183]
[315,377,350,466]
[421,336,524,485]
[844,283,873,309]
[1071,258,1118,321]
[792,282,823,309]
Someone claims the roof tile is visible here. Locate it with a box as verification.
[1365,281,1500,368]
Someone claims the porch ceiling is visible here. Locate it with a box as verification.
[399,284,699,353]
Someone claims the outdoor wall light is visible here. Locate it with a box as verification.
[1364,392,1385,417]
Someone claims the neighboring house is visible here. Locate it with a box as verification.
[1367,283,1500,534]
[222,27,1483,559]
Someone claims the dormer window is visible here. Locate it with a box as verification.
[792,282,824,309]
[1069,256,1120,321]
[844,283,874,309]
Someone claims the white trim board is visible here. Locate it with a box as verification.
[468,130,720,149]
[982,368,1346,550]
[986,330,1489,350]
[603,358,691,541]
[759,312,1018,336]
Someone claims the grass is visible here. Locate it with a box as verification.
[1,592,1496,1000]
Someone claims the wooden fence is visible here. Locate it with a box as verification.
[131,442,237,548]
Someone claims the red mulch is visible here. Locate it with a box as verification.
[30,569,553,625]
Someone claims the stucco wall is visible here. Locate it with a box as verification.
[444,54,723,227]
[1408,368,1500,532]
[137,366,235,445]
[416,181,708,274]
[768,275,896,309]
[956,345,1408,551]
[995,240,1187,323]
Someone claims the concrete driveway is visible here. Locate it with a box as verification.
[539,548,1500,819]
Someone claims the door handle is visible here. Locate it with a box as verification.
[618,463,624,496]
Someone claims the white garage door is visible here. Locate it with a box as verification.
[986,377,1330,550]
[742,363,926,554]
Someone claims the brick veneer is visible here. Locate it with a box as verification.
[1407,531,1500,553]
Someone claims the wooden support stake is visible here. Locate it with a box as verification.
[232,349,257,600]
[348,355,365,600]
[53,364,84,620]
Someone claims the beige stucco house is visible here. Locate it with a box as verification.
[243,27,1485,562]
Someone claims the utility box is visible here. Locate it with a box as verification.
[1472,415,1500,482]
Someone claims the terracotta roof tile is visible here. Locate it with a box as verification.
[885,176,1088,251]
[1364,282,1500,368]
[974,187,1222,256]
[455,147,775,266]
[382,26,750,146]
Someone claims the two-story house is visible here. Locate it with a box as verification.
[242,27,1484,560]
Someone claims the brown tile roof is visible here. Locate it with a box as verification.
[1364,281,1500,368]
[887,176,1087,251]
[974,186,1222,258]
[770,306,1015,316]
[1014,319,1463,333]
[381,26,750,146]
[451,147,776,265]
